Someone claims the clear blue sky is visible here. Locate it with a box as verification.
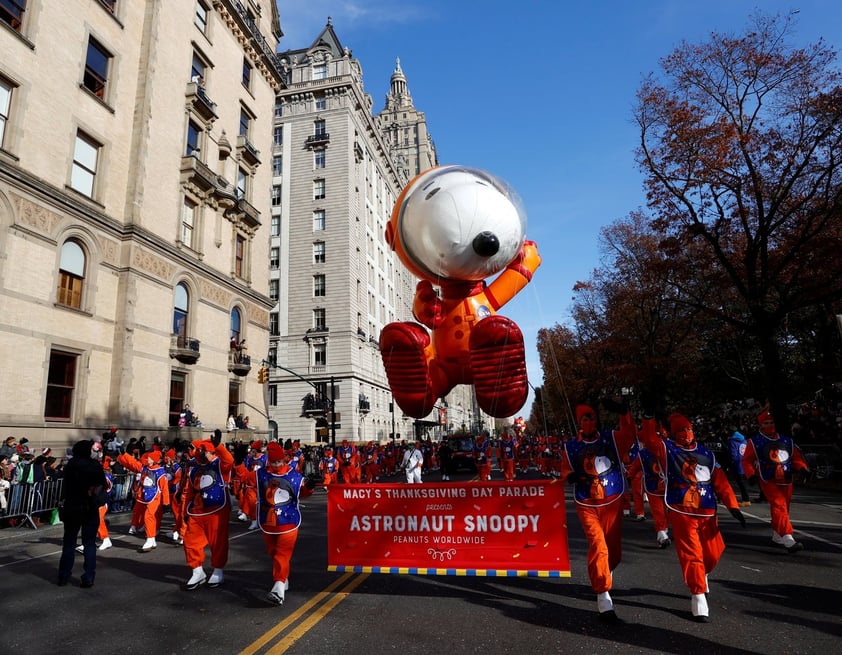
[276,1,841,414]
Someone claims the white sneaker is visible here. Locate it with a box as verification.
[248,520,259,531]
[128,526,137,535]
[268,581,285,605]
[771,530,785,545]
[75,545,84,553]
[597,591,614,613]
[138,538,156,553]
[691,593,709,622]
[656,530,671,548]
[781,534,804,553]
[98,538,112,551]
[237,512,248,521]
[208,568,224,588]
[186,567,207,590]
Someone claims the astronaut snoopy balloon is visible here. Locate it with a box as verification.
[380,166,541,419]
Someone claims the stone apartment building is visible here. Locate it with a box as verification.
[0,0,282,449]
[266,20,486,445]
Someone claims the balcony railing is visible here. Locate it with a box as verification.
[306,133,330,148]
[186,81,218,121]
[180,154,217,193]
[236,134,261,167]
[231,1,291,87]
[356,327,366,340]
[228,350,252,376]
[169,334,201,364]
[236,196,261,229]
[302,393,331,417]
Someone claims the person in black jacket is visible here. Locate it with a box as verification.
[438,440,453,481]
[57,440,106,588]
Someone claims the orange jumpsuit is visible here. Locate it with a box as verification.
[623,445,646,518]
[498,435,517,481]
[337,443,360,484]
[516,441,531,474]
[182,443,234,571]
[164,456,183,537]
[117,452,170,537]
[257,463,314,586]
[640,418,739,595]
[97,470,113,541]
[742,432,808,540]
[235,450,266,521]
[637,423,670,538]
[561,413,636,595]
[382,445,397,476]
[361,444,381,483]
[474,439,492,481]
[319,452,338,486]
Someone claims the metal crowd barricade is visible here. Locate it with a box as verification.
[109,472,136,513]
[0,478,64,529]
[801,443,842,482]
[0,472,137,530]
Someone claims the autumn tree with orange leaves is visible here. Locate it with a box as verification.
[632,12,842,423]
[531,13,842,430]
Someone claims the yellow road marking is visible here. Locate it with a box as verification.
[264,573,369,655]
[238,572,358,655]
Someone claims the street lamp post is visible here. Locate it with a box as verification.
[267,360,336,450]
[329,376,336,451]
[390,399,396,444]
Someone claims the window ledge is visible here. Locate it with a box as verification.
[0,21,34,49]
[96,1,125,28]
[78,84,116,114]
[176,240,204,260]
[0,147,20,164]
[53,302,94,317]
[64,185,106,210]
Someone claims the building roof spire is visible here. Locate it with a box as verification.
[389,57,411,105]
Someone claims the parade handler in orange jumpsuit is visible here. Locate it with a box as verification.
[258,441,316,605]
[117,449,169,552]
[183,431,234,590]
[97,456,114,550]
[319,446,338,487]
[742,410,810,553]
[561,402,636,622]
[639,412,746,622]
[498,430,517,481]
[234,440,265,530]
[163,448,183,543]
[474,434,493,481]
[636,424,672,548]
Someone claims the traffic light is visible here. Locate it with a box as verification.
[257,366,268,384]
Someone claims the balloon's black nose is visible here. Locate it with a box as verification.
[472,231,499,257]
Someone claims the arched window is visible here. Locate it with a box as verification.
[57,240,85,309]
[173,283,189,336]
[230,307,242,345]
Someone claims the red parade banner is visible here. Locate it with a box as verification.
[327,480,570,577]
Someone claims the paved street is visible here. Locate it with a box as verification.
[1,472,840,655]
